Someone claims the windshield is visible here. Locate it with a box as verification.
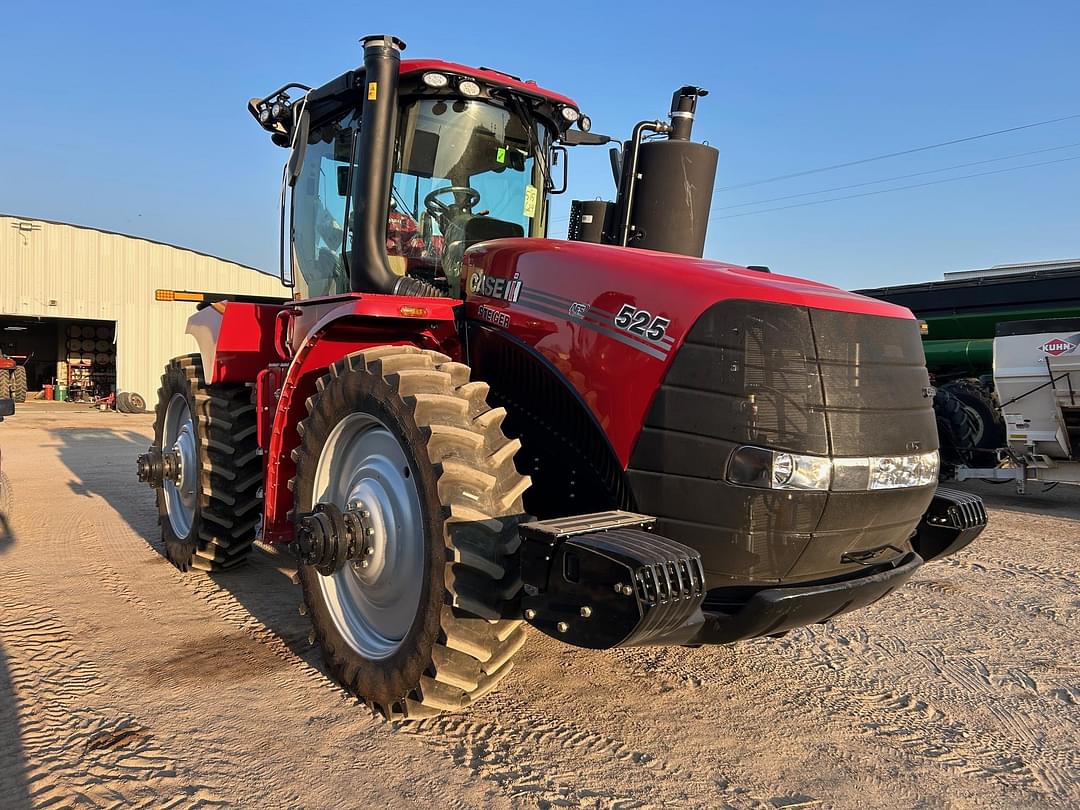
[388,98,550,294]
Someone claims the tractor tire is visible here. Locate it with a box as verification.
[0,371,9,400]
[153,354,262,572]
[128,392,147,413]
[292,345,530,720]
[943,379,1005,451]
[11,367,26,403]
[934,386,979,466]
[0,471,12,518]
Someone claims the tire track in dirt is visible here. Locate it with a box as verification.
[0,592,229,808]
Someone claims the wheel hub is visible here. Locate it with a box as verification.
[159,394,198,539]
[305,413,425,660]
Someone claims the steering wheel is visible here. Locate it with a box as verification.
[423,186,481,225]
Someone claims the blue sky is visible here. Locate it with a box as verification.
[2,1,1077,290]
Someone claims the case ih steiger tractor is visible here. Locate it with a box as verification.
[138,35,987,719]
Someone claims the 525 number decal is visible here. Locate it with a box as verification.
[614,304,670,343]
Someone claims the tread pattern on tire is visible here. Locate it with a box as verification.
[934,386,979,466]
[154,354,262,572]
[942,378,1005,451]
[293,345,531,721]
[0,371,9,401]
[11,367,26,403]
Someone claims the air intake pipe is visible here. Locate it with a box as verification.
[348,35,440,297]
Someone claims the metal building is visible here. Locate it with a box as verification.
[1,214,282,405]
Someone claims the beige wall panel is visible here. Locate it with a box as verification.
[1,215,282,401]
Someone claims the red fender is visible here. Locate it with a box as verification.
[257,294,462,543]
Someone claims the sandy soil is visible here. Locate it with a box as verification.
[0,401,1077,809]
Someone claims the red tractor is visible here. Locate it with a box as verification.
[0,352,28,403]
[138,35,986,719]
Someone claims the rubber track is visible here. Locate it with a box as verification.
[156,355,262,572]
[294,346,531,720]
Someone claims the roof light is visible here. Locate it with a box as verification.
[258,107,271,124]
[422,71,449,88]
[578,115,592,132]
[458,79,482,97]
[560,106,580,123]
[271,102,283,118]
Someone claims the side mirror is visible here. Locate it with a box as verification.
[286,108,311,188]
[609,146,623,190]
[549,146,568,194]
[0,398,14,420]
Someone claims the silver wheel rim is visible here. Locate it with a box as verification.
[313,413,425,660]
[162,393,198,539]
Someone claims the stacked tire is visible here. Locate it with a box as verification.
[116,391,147,413]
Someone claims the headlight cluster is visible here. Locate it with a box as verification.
[727,446,939,492]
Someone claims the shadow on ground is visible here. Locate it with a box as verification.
[0,641,31,809]
[48,426,323,670]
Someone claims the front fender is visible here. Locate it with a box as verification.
[260,295,462,543]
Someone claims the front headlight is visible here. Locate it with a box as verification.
[868,451,940,490]
[727,446,832,491]
[727,446,938,492]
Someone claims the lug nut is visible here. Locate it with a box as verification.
[556,621,569,633]
[360,510,370,518]
[366,527,375,537]
[621,585,633,596]
[524,608,537,620]
[365,546,374,556]
[360,559,370,568]
[614,582,624,593]
[580,606,592,618]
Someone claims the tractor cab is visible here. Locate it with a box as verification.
[251,38,585,300]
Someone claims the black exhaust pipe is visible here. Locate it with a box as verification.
[349,34,434,296]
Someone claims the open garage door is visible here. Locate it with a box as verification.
[0,315,117,402]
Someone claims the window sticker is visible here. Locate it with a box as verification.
[523,185,538,218]
[496,147,506,164]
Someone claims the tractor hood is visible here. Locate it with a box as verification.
[461,237,920,462]
[463,237,938,589]
[464,239,911,325]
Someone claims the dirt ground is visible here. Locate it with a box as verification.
[0,402,1076,809]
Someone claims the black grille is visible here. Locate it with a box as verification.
[627,300,937,586]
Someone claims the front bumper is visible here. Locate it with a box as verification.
[690,552,921,644]
[519,488,986,650]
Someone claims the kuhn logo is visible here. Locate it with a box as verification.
[1039,338,1077,356]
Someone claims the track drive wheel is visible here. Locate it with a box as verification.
[292,346,531,720]
[152,354,262,571]
[11,367,26,403]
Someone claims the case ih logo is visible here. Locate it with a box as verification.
[1039,338,1077,356]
